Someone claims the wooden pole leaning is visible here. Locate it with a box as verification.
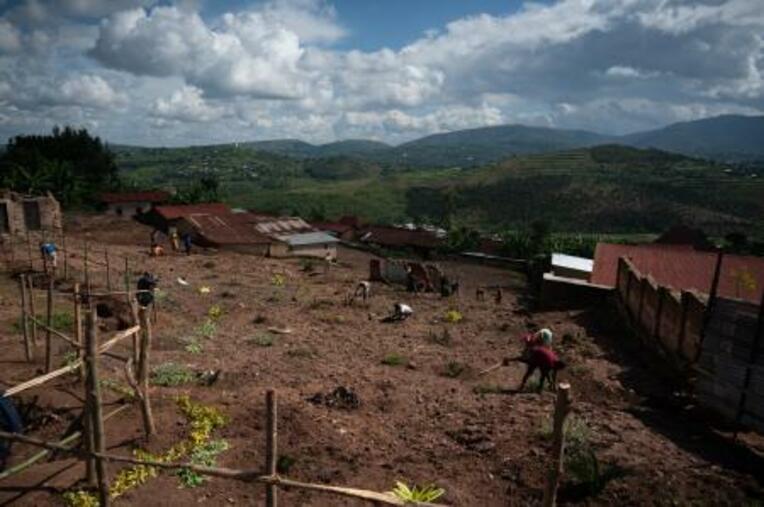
[62,228,68,280]
[45,274,54,373]
[19,274,33,362]
[137,307,156,438]
[265,389,278,507]
[542,383,572,507]
[85,308,110,506]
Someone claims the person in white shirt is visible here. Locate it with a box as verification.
[392,302,413,321]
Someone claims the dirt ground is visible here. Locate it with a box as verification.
[1,214,763,506]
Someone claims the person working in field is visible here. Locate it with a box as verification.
[181,232,193,256]
[353,281,371,303]
[391,302,413,321]
[136,272,158,307]
[39,241,58,270]
[522,328,553,352]
[506,344,566,393]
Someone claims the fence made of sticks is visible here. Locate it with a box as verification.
[2,230,577,506]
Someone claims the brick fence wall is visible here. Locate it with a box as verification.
[616,257,706,364]
[616,256,764,433]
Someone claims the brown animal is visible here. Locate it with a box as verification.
[475,287,486,301]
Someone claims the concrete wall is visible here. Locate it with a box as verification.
[269,242,336,259]
[696,298,763,433]
[0,192,62,236]
[616,256,764,433]
[616,257,706,365]
[540,273,612,310]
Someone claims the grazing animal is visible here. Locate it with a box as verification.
[352,281,371,304]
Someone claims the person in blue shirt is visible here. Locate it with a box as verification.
[0,397,23,471]
[39,242,58,269]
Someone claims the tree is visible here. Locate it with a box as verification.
[0,126,119,206]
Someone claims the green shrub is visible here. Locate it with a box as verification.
[381,353,407,367]
[178,439,230,488]
[443,361,465,378]
[195,319,216,339]
[151,362,195,387]
[249,332,275,347]
[183,337,204,354]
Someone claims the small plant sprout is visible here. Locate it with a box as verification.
[271,273,286,287]
[184,337,204,354]
[196,318,217,339]
[443,361,465,378]
[207,304,223,320]
[150,362,195,387]
[389,481,445,503]
[444,309,463,323]
[381,353,407,367]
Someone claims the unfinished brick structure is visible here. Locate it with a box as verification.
[0,190,62,236]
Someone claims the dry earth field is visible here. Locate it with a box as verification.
[0,215,763,506]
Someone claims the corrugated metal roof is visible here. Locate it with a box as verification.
[281,231,339,246]
[592,243,764,303]
[154,203,231,220]
[552,253,594,272]
[181,211,271,246]
[254,216,314,235]
[100,191,170,204]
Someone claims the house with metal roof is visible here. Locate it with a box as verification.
[99,191,170,218]
[269,231,339,260]
[550,253,594,281]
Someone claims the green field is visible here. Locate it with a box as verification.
[116,144,764,241]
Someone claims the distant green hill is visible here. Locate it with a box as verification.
[386,124,613,167]
[622,115,764,161]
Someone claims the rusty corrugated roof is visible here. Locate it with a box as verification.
[154,203,231,220]
[592,242,764,303]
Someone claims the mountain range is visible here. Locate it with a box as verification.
[223,114,764,167]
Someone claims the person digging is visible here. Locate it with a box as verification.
[380,302,413,323]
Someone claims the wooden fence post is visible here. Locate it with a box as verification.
[542,383,572,507]
[26,231,33,271]
[27,275,38,345]
[62,228,68,280]
[74,283,85,383]
[266,389,278,507]
[19,274,33,362]
[45,274,54,373]
[84,240,91,296]
[677,292,690,357]
[653,287,666,340]
[105,250,111,292]
[85,309,110,506]
[137,307,156,437]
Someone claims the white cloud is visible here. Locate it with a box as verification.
[0,18,22,52]
[152,85,226,122]
[90,6,307,99]
[57,74,128,108]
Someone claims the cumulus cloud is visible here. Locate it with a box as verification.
[57,74,127,108]
[152,85,226,122]
[90,6,307,98]
[2,0,764,145]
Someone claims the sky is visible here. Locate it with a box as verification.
[0,0,762,147]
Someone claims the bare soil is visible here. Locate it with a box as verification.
[1,214,763,506]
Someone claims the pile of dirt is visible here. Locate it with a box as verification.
[307,386,361,410]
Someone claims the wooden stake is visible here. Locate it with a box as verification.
[26,230,33,271]
[74,283,85,383]
[137,307,156,437]
[19,274,33,362]
[266,389,278,507]
[85,308,110,506]
[62,228,68,280]
[45,274,53,373]
[27,275,38,345]
[105,249,111,292]
[84,240,91,297]
[542,383,572,507]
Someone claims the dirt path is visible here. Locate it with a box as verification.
[1,215,762,506]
